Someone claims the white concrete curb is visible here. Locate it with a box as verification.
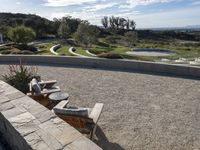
[50,44,61,55]
[86,50,97,57]
[68,47,88,57]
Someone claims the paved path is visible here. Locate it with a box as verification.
[1,65,200,150]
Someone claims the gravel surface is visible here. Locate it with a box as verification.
[1,65,200,150]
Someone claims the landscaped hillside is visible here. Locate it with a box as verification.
[0,12,200,65]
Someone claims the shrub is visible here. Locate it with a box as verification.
[11,50,34,55]
[97,52,123,59]
[0,46,11,51]
[13,44,37,52]
[0,50,13,54]
[2,61,39,93]
[104,36,116,44]
[97,41,110,47]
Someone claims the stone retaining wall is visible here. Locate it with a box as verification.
[0,80,102,150]
[0,55,200,78]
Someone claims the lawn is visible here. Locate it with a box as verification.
[35,42,57,55]
[1,39,200,62]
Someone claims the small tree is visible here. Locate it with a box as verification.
[130,20,136,30]
[57,22,71,39]
[101,16,109,29]
[124,31,138,48]
[74,22,100,47]
[8,26,36,45]
[0,25,10,40]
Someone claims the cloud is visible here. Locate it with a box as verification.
[84,2,118,12]
[134,6,200,28]
[121,0,176,8]
[190,1,200,5]
[44,0,96,7]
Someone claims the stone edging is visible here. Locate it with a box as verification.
[68,47,88,57]
[0,80,102,150]
[0,55,200,78]
[50,44,61,55]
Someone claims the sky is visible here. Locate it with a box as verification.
[0,0,200,28]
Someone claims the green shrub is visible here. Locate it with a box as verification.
[0,50,13,54]
[97,52,123,59]
[97,41,110,47]
[11,50,34,55]
[0,46,11,51]
[2,61,39,93]
[104,36,117,44]
[13,44,37,52]
[89,47,112,55]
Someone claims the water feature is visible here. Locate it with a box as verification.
[126,48,176,56]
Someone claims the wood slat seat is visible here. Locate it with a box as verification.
[52,101,104,140]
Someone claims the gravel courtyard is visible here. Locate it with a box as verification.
[1,65,200,150]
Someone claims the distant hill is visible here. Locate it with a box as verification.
[138,25,200,31]
[185,25,200,29]
[0,13,57,37]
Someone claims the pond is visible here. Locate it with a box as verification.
[126,48,176,56]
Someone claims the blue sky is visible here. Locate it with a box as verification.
[0,0,200,28]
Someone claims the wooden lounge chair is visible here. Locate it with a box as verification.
[27,78,61,106]
[52,101,104,140]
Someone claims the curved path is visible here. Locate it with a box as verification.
[1,65,200,150]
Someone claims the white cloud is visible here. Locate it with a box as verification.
[84,2,118,12]
[133,6,200,28]
[120,0,176,8]
[190,1,200,5]
[44,0,96,7]
[16,1,21,5]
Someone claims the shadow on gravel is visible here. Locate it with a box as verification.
[94,126,125,150]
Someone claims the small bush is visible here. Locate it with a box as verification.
[0,50,13,54]
[97,52,123,59]
[2,61,39,93]
[13,44,37,52]
[0,46,11,51]
[97,41,110,47]
[104,36,117,44]
[38,45,46,49]
[11,50,34,55]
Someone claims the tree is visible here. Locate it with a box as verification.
[8,26,36,45]
[0,25,10,40]
[109,16,116,30]
[57,22,71,39]
[119,18,126,30]
[101,16,136,33]
[124,31,138,48]
[126,19,130,30]
[74,22,100,47]
[101,16,108,29]
[130,20,136,30]
[114,17,120,29]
